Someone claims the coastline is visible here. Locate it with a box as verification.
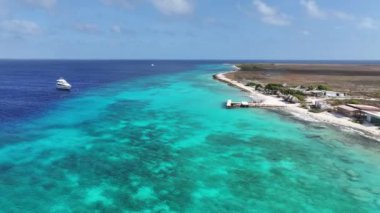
[213,71,380,142]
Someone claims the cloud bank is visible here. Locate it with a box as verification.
[253,0,290,26]
[151,0,193,15]
[0,19,41,36]
[300,0,325,19]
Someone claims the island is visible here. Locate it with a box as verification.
[214,63,380,141]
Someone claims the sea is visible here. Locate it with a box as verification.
[0,60,379,212]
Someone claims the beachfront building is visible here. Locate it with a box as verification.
[310,90,325,97]
[346,104,380,124]
[283,95,300,103]
[325,91,345,98]
[363,111,380,124]
[337,104,380,123]
[337,105,360,117]
[314,101,331,110]
[309,90,345,98]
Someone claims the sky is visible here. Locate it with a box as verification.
[0,0,380,60]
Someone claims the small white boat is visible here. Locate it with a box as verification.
[151,63,155,67]
[56,78,72,90]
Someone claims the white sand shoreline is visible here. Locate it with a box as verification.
[214,71,380,142]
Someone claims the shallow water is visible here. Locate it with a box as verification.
[0,62,380,212]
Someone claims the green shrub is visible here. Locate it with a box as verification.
[317,84,331,91]
[281,89,305,96]
[293,94,306,102]
[348,99,360,104]
[265,83,283,91]
[237,64,265,71]
[301,102,308,109]
[255,84,263,89]
[245,82,257,87]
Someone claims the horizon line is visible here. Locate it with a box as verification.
[1,58,380,61]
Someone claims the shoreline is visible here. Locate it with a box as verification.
[213,71,380,142]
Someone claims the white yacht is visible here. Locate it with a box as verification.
[56,78,72,90]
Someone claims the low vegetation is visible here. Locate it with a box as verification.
[255,84,263,90]
[237,64,268,71]
[265,83,283,91]
[281,89,306,101]
[226,63,380,99]
[245,82,257,87]
[246,82,264,90]
[301,102,309,109]
[245,79,380,109]
[316,84,331,91]
[262,83,306,102]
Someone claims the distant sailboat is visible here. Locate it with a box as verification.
[151,63,155,67]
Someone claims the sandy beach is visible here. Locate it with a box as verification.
[214,71,380,142]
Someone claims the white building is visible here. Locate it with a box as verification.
[325,91,345,98]
[363,111,380,124]
[314,101,331,110]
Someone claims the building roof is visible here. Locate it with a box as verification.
[347,104,380,111]
[337,105,359,112]
[325,91,344,95]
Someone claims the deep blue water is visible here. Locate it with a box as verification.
[2,59,380,127]
[0,60,213,127]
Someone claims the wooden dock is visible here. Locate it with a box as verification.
[226,99,285,109]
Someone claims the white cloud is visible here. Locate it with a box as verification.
[0,19,41,36]
[75,24,100,33]
[253,0,290,26]
[300,0,326,19]
[359,17,378,30]
[151,0,193,16]
[300,1,356,23]
[25,0,56,9]
[102,0,194,15]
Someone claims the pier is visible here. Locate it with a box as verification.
[226,99,285,109]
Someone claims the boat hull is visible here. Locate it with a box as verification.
[56,85,72,90]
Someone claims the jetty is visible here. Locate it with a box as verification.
[226,99,285,109]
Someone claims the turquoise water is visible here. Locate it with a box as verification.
[0,64,380,212]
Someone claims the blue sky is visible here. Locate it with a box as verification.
[0,0,379,59]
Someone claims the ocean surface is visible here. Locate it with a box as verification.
[0,60,379,212]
